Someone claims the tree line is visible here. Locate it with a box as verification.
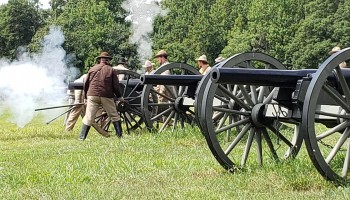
[1,0,349,74]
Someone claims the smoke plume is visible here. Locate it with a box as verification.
[122,0,169,61]
[0,26,79,127]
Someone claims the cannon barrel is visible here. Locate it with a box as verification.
[211,68,318,88]
[68,82,83,90]
[140,74,203,86]
[68,79,142,90]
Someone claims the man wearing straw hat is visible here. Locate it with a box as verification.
[79,51,123,140]
[154,50,171,102]
[330,46,347,68]
[143,60,155,75]
[196,54,212,75]
[113,57,129,81]
[215,56,225,64]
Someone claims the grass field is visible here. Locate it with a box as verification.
[0,113,349,199]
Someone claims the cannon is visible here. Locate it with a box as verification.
[67,70,145,136]
[196,49,350,184]
[140,63,202,132]
[38,48,350,183]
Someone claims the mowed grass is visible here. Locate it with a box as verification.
[0,113,349,199]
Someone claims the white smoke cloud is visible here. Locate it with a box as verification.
[122,0,169,61]
[0,26,79,127]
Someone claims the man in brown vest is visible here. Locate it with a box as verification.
[79,52,123,140]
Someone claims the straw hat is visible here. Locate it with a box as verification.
[155,50,167,58]
[96,52,112,60]
[215,56,225,63]
[142,60,155,68]
[196,55,208,63]
[330,46,341,54]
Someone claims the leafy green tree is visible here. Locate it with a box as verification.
[286,0,341,69]
[0,0,42,59]
[152,0,235,66]
[332,0,350,49]
[223,0,305,67]
[152,0,200,64]
[30,0,137,72]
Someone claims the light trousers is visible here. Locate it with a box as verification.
[82,96,120,126]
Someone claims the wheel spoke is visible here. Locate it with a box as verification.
[180,113,185,128]
[164,85,177,98]
[173,112,179,131]
[215,118,250,134]
[214,94,230,104]
[151,107,173,121]
[323,84,350,112]
[126,82,142,98]
[216,113,229,131]
[315,110,350,120]
[241,127,255,166]
[128,107,144,116]
[238,85,255,107]
[122,74,130,97]
[122,112,131,134]
[261,128,279,160]
[325,129,350,164]
[258,86,267,103]
[150,88,175,101]
[250,85,258,104]
[126,112,142,129]
[218,84,250,110]
[262,88,277,104]
[225,123,251,155]
[267,125,294,147]
[147,102,174,106]
[335,67,350,105]
[159,110,175,132]
[102,119,111,131]
[256,129,263,165]
[213,107,251,116]
[316,121,350,140]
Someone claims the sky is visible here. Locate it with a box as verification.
[0,0,51,9]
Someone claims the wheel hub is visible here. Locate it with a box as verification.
[116,100,129,112]
[174,97,188,113]
[251,103,273,128]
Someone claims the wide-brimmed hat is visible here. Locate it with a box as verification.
[330,46,341,54]
[117,57,127,64]
[142,60,155,68]
[196,55,208,63]
[215,56,225,63]
[155,50,167,58]
[96,51,112,60]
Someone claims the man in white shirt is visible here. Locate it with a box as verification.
[113,57,129,81]
[196,55,212,75]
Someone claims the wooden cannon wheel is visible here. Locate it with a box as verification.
[194,62,221,137]
[302,47,350,184]
[81,70,145,137]
[199,52,303,172]
[141,63,200,132]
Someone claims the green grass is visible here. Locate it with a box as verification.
[0,113,349,199]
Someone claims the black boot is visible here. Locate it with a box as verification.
[113,120,123,137]
[79,124,91,140]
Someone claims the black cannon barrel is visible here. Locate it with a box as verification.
[211,68,317,88]
[140,74,203,86]
[68,79,141,90]
[68,82,83,90]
